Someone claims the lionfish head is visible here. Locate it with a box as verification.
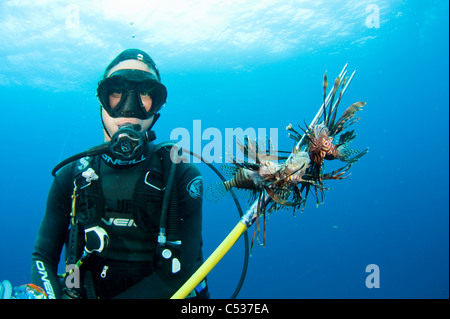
[306,123,338,164]
[308,124,331,151]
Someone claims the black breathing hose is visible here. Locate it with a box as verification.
[51,143,110,177]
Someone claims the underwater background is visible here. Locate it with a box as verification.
[0,0,448,299]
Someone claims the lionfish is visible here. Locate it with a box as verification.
[207,138,311,206]
[206,138,311,248]
[206,70,368,248]
[286,72,369,209]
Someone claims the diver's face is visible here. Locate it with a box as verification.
[101,59,155,142]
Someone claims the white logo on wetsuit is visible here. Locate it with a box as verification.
[186,176,203,199]
[101,217,137,227]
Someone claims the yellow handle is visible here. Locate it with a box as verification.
[171,221,248,299]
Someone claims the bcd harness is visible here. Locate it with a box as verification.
[65,141,186,297]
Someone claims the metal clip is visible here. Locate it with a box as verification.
[100,265,109,278]
[144,171,165,191]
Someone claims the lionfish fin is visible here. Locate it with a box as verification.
[220,164,239,178]
[337,130,356,146]
[338,147,369,163]
[331,101,365,135]
[326,76,341,126]
[205,182,227,202]
[264,186,298,207]
[329,77,347,131]
[322,72,328,123]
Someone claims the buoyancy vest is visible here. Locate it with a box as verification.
[66,141,182,276]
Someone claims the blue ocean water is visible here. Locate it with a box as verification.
[0,0,448,299]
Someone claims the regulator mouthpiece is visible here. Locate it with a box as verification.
[109,124,145,161]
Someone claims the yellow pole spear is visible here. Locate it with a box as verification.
[171,64,355,299]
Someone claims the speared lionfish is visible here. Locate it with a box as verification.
[206,138,312,249]
[286,71,369,209]
[206,70,368,249]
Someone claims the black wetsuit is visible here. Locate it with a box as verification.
[31,142,206,299]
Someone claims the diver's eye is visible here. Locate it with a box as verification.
[109,87,123,96]
[139,91,153,112]
[108,88,124,109]
[137,85,155,97]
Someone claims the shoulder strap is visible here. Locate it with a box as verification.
[72,156,103,228]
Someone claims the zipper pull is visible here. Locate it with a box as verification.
[100,265,109,278]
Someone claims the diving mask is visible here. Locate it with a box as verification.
[97,69,167,119]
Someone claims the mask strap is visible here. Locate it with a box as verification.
[101,107,113,139]
[148,112,160,130]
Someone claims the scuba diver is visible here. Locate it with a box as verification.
[30,49,209,299]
